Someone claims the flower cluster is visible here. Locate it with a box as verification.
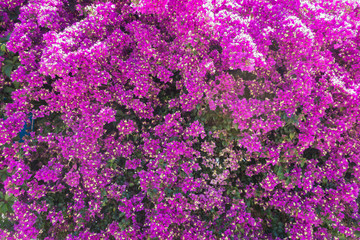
[1,0,360,239]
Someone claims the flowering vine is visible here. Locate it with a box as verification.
[1,0,360,239]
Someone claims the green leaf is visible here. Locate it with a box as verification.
[2,64,13,77]
[3,60,12,65]
[8,195,16,203]
[0,172,7,182]
[3,86,14,94]
[285,178,291,185]
[5,202,13,213]
[322,177,327,184]
[339,234,346,240]
[0,202,8,213]
[13,81,20,89]
[277,168,285,180]
[4,193,11,201]
[300,158,306,168]
[289,132,295,140]
[0,44,6,52]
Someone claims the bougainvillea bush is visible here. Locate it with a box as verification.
[1,0,360,239]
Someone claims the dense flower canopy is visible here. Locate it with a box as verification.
[1,0,360,239]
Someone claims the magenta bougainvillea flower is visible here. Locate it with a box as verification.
[1,0,360,239]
